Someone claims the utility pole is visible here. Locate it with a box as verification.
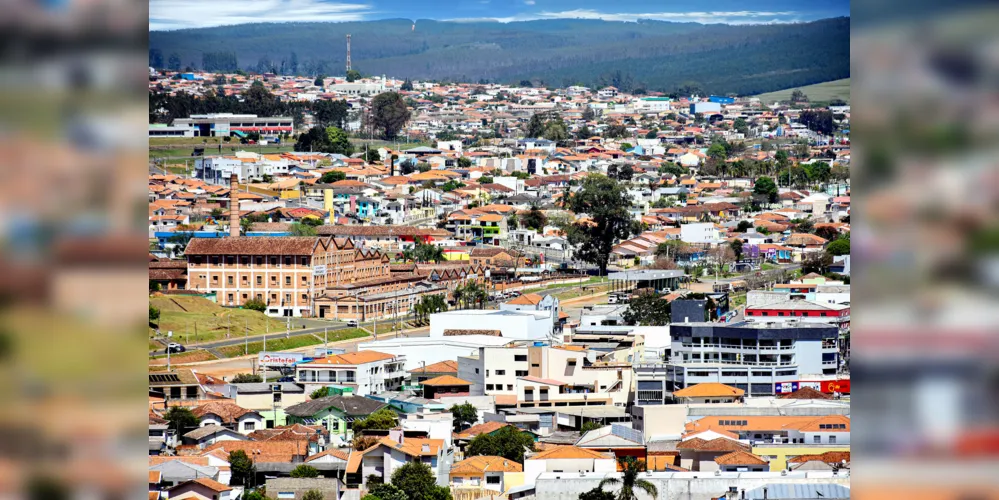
[245,319,248,356]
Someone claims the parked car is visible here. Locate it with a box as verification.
[166,342,186,354]
[346,319,358,327]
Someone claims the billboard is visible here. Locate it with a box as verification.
[774,379,851,394]
[258,352,305,367]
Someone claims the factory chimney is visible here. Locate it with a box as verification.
[229,174,240,237]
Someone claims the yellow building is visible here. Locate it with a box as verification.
[750,444,850,471]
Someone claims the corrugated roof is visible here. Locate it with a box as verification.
[673,383,745,398]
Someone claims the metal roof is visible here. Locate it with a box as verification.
[743,483,850,499]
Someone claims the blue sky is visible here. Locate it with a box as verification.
[150,0,849,31]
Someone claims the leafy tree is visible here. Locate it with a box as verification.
[754,176,779,204]
[353,408,398,433]
[658,162,687,178]
[370,92,411,140]
[519,80,533,87]
[799,110,835,136]
[579,487,616,500]
[457,156,472,169]
[321,170,347,184]
[346,69,362,82]
[401,78,414,91]
[801,251,833,275]
[644,129,659,139]
[449,403,478,432]
[466,425,535,463]
[391,462,449,500]
[707,143,728,162]
[312,99,349,128]
[229,450,255,487]
[581,107,596,122]
[310,387,331,399]
[479,175,494,184]
[303,491,324,500]
[730,238,744,262]
[579,421,603,433]
[290,223,318,236]
[596,457,658,500]
[325,127,354,155]
[365,149,382,163]
[417,162,431,173]
[814,226,840,242]
[790,89,808,103]
[441,180,465,192]
[525,113,547,138]
[413,243,445,263]
[314,75,325,87]
[244,492,268,500]
[622,290,670,326]
[244,298,266,312]
[733,117,749,134]
[521,206,547,232]
[149,305,160,324]
[736,220,754,232]
[565,175,636,275]
[826,238,850,256]
[165,406,197,434]
[605,124,629,138]
[290,465,319,478]
[232,373,263,383]
[368,483,407,500]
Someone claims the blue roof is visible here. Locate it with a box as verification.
[743,484,850,500]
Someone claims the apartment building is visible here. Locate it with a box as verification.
[744,300,850,333]
[458,344,632,408]
[634,321,840,402]
[295,350,407,397]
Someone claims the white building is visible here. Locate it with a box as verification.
[358,335,511,372]
[295,350,407,396]
[524,447,616,485]
[429,309,553,340]
[680,222,722,245]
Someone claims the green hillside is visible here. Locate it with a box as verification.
[149,17,849,96]
[754,79,851,104]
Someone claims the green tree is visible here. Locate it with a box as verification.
[658,162,687,178]
[579,487,616,500]
[370,92,412,140]
[449,403,478,432]
[244,298,266,312]
[579,421,603,433]
[736,220,754,232]
[401,78,414,91]
[346,69,361,82]
[303,491,324,500]
[314,74,325,87]
[479,175,493,184]
[353,408,398,433]
[325,126,354,155]
[466,425,535,463]
[149,305,160,324]
[290,465,319,478]
[621,290,670,326]
[365,149,382,163]
[164,406,197,434]
[707,143,728,162]
[790,89,808,103]
[231,373,263,383]
[391,462,449,500]
[526,113,547,138]
[312,99,349,128]
[730,239,744,262]
[228,450,255,488]
[244,492,268,500]
[289,223,318,236]
[413,243,445,263]
[521,206,547,232]
[826,238,850,256]
[754,176,779,204]
[368,483,407,500]
[321,170,347,184]
[457,156,472,169]
[565,175,636,275]
[596,457,658,500]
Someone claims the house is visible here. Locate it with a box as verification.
[165,478,233,500]
[345,433,446,486]
[191,401,265,434]
[675,434,750,472]
[421,375,473,399]
[449,455,524,494]
[523,446,616,485]
[453,421,516,450]
[265,477,343,500]
[714,450,771,472]
[499,293,561,331]
[149,457,222,489]
[295,351,408,396]
[283,395,388,441]
[408,359,459,385]
[149,370,206,403]
[672,383,745,404]
[575,424,646,465]
[182,425,250,449]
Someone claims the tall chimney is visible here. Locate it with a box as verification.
[229,174,240,237]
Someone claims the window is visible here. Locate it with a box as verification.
[256,276,262,285]
[285,294,291,303]
[486,476,501,484]
[302,257,308,265]
[531,363,540,368]
[514,355,527,362]
[285,276,292,285]
[256,257,262,265]
[507,384,513,390]
[486,384,494,390]
[273,393,282,402]
[244,422,255,431]
[285,257,292,266]
[475,368,479,374]
[813,435,821,444]
[227,276,234,285]
[515,370,528,377]
[829,435,837,444]
[496,370,506,375]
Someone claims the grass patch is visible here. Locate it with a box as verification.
[754,78,850,104]
[730,293,747,308]
[761,263,778,271]
[364,322,414,335]
[216,328,368,358]
[553,283,613,301]
[149,350,218,364]
[149,295,287,344]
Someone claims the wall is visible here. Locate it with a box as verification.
[750,444,850,471]
[534,471,849,500]
[265,478,341,500]
[429,310,551,340]
[359,336,509,372]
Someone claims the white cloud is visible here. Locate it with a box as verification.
[150,0,373,30]
[449,9,802,25]
[524,0,536,5]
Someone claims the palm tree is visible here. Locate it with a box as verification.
[596,457,658,500]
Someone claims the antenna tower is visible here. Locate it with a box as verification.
[346,34,352,72]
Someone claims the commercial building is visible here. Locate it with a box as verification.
[295,351,407,396]
[634,321,840,401]
[172,113,294,137]
[429,309,553,340]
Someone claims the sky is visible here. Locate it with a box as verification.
[149,0,850,31]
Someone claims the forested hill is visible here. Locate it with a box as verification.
[149,17,849,96]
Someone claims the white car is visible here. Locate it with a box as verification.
[346,319,358,327]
